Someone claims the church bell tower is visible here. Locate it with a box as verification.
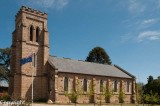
[9,6,49,100]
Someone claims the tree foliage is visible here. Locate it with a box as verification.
[0,48,11,82]
[104,86,112,103]
[143,76,160,104]
[144,91,159,105]
[136,83,144,104]
[147,76,154,84]
[88,80,95,103]
[86,47,112,65]
[119,91,124,103]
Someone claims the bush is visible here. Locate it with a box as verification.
[0,92,10,101]
[65,90,78,103]
[119,91,124,103]
[89,94,94,103]
[105,90,112,103]
[89,81,95,103]
[144,91,159,104]
[131,94,136,103]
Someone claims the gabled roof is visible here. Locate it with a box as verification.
[48,56,134,79]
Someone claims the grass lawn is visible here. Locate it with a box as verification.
[33,103,160,106]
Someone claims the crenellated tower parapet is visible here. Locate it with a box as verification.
[9,6,49,100]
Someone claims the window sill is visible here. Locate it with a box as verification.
[26,41,39,46]
[113,92,119,95]
[125,92,132,95]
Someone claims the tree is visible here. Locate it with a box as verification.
[88,80,95,103]
[144,91,159,105]
[86,47,112,65]
[119,91,124,103]
[136,83,144,104]
[105,86,112,103]
[143,76,160,104]
[0,48,11,82]
[147,76,154,84]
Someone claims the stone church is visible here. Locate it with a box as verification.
[9,6,136,103]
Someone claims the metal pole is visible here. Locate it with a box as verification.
[32,53,34,106]
[32,66,33,106]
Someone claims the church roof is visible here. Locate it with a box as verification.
[48,56,135,79]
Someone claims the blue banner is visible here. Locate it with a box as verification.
[20,54,32,65]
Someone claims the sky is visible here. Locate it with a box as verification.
[0,0,160,84]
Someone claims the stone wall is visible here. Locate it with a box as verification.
[53,72,135,104]
[9,6,49,100]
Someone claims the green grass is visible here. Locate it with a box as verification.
[33,103,160,106]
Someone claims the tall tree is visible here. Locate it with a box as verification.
[147,75,154,84]
[0,48,11,82]
[86,47,112,65]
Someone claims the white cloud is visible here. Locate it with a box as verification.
[17,0,69,10]
[141,19,158,25]
[128,0,146,14]
[138,18,159,29]
[138,31,160,42]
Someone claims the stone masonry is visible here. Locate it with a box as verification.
[9,6,49,100]
[48,70,136,104]
[9,6,136,104]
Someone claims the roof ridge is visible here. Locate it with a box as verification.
[49,55,111,66]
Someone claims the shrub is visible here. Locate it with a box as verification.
[89,81,95,103]
[119,91,124,103]
[65,90,78,103]
[105,89,112,103]
[131,94,136,103]
[0,92,10,101]
[144,91,159,104]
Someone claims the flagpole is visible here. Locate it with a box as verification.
[31,52,34,106]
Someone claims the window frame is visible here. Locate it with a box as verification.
[29,26,34,41]
[64,77,68,92]
[114,80,118,92]
[83,79,87,92]
[100,80,103,92]
[36,27,40,42]
[126,81,130,93]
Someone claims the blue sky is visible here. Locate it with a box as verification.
[0,0,160,84]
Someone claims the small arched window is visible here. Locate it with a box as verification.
[114,80,117,92]
[36,27,40,42]
[64,77,68,91]
[126,81,130,92]
[100,80,103,92]
[83,79,87,92]
[29,26,33,41]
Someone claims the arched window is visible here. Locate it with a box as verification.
[83,79,87,92]
[64,77,68,91]
[126,81,130,92]
[100,80,103,92]
[29,26,33,41]
[114,80,117,92]
[36,27,39,42]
